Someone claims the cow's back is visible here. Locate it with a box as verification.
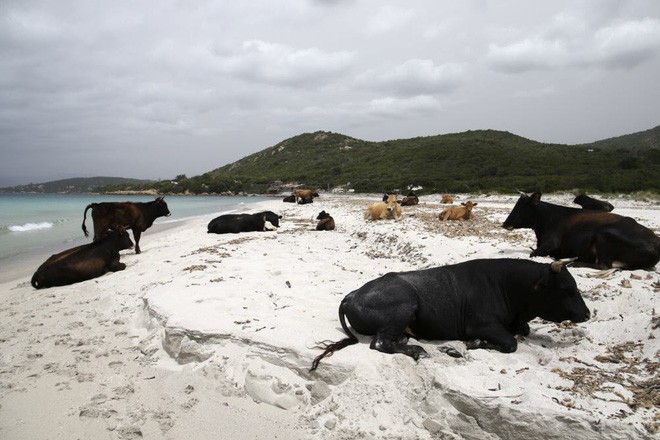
[398,260,544,339]
[92,202,142,230]
[208,213,260,233]
[397,268,465,339]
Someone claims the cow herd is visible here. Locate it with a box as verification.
[28,191,660,374]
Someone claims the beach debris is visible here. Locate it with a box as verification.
[183,265,206,272]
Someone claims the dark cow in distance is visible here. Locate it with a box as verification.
[503,192,660,269]
[400,192,419,206]
[283,195,296,203]
[573,194,614,212]
[310,259,590,371]
[316,211,335,231]
[31,228,134,289]
[82,197,171,254]
[207,211,282,234]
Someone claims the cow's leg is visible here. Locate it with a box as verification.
[529,238,560,257]
[466,324,518,353]
[370,327,428,360]
[132,230,142,254]
[107,258,127,272]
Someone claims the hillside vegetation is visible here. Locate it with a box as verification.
[4,126,659,195]
[150,126,660,194]
[0,176,153,194]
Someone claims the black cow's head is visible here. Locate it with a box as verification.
[502,191,541,230]
[316,210,331,220]
[261,211,282,229]
[155,197,172,217]
[529,260,590,324]
[108,227,134,251]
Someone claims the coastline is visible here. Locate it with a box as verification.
[1,193,658,439]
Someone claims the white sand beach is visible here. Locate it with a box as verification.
[1,193,658,439]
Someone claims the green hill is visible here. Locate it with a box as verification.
[0,176,153,194]
[8,126,659,195]
[173,125,660,194]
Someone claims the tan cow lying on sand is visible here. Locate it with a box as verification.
[441,194,454,204]
[294,189,319,204]
[439,201,477,221]
[365,194,403,221]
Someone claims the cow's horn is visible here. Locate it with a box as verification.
[550,258,578,273]
[515,189,528,196]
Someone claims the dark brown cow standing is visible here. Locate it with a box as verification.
[31,228,134,289]
[82,197,171,254]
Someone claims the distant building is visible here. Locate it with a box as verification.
[267,181,304,194]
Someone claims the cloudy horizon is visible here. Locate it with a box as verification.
[1,0,659,186]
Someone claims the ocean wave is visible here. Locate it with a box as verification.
[7,222,54,232]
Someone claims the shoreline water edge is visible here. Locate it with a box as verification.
[1,193,658,439]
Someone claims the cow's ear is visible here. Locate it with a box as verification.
[530,192,542,204]
[461,202,466,206]
[472,203,478,206]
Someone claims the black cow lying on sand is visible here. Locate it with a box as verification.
[207,211,282,234]
[82,197,171,254]
[31,228,134,289]
[316,211,335,231]
[283,195,296,203]
[573,194,614,212]
[310,258,590,371]
[503,192,660,269]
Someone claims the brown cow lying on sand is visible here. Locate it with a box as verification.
[439,201,477,221]
[441,194,454,204]
[316,211,335,231]
[365,194,403,221]
[400,192,419,206]
[31,228,134,289]
[294,189,320,204]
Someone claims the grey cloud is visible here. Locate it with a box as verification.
[356,60,465,96]
[1,0,659,185]
[365,5,415,34]
[487,15,660,73]
[217,40,356,87]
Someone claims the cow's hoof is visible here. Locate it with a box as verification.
[408,346,429,360]
[465,339,483,350]
[438,346,463,358]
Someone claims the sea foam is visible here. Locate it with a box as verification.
[8,222,54,232]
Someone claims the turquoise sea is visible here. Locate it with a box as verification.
[0,193,270,281]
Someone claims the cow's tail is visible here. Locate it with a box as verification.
[81,203,95,237]
[309,299,358,372]
[31,273,42,289]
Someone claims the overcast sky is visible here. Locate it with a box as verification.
[1,0,659,186]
